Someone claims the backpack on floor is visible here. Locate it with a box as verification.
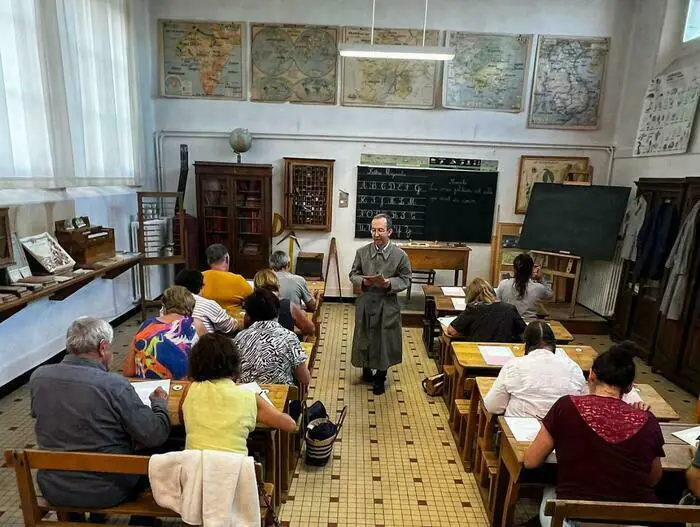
[305,406,347,467]
[422,373,447,397]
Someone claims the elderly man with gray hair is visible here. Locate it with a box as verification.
[30,317,171,510]
[270,250,317,312]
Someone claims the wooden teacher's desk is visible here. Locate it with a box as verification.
[398,244,471,286]
[491,420,693,527]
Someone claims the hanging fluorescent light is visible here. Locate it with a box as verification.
[339,0,455,61]
[339,44,455,61]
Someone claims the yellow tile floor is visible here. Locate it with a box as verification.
[0,304,696,526]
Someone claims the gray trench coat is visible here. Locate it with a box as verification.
[349,242,412,371]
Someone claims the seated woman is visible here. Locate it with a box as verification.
[496,253,553,319]
[253,269,315,336]
[234,288,311,386]
[124,286,206,379]
[183,333,296,454]
[524,341,665,527]
[483,321,586,417]
[174,269,238,335]
[446,277,525,342]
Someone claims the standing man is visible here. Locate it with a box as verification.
[349,214,412,395]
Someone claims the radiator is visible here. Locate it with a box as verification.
[577,242,624,318]
[129,220,173,302]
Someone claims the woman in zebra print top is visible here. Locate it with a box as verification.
[234,288,311,386]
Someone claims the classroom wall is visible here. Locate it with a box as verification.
[612,0,700,188]
[149,0,635,296]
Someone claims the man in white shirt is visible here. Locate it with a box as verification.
[175,270,237,335]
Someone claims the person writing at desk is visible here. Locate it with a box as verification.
[524,342,665,527]
[496,253,553,319]
[349,213,412,395]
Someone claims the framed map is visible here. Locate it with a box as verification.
[251,24,338,104]
[528,35,610,129]
[516,156,589,214]
[159,20,245,99]
[443,32,531,112]
[341,27,439,109]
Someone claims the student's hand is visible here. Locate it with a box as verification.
[532,265,542,281]
[629,401,651,412]
[149,387,168,402]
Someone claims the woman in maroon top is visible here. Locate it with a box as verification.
[523,341,665,527]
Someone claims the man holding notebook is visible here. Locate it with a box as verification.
[349,213,412,395]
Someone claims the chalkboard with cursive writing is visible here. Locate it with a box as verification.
[355,165,498,242]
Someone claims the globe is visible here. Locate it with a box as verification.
[229,128,252,162]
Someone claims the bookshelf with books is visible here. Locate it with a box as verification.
[194,162,272,277]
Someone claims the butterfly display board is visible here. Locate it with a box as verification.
[284,158,334,232]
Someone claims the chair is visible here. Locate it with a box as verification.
[4,449,273,527]
[543,499,700,527]
[407,269,436,300]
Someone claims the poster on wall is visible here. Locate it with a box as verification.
[159,20,245,100]
[516,156,589,214]
[633,67,700,157]
[250,24,338,104]
[528,35,609,130]
[341,27,439,109]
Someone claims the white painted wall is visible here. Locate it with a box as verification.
[149,0,635,295]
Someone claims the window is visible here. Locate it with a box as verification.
[684,0,700,42]
[0,0,142,189]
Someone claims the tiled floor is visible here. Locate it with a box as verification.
[0,304,696,527]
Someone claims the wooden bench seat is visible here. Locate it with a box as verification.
[5,449,273,527]
[544,499,700,527]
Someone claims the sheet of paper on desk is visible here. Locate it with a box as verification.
[672,425,700,445]
[131,380,170,408]
[441,287,465,297]
[438,316,457,327]
[451,298,467,311]
[238,382,273,406]
[505,417,542,442]
[478,345,515,366]
[246,279,254,288]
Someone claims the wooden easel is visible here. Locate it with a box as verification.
[324,237,342,299]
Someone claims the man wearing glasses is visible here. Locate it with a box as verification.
[349,213,412,395]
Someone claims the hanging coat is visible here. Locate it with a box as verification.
[349,242,412,371]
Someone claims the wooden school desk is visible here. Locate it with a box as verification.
[399,244,471,286]
[305,279,325,297]
[165,381,290,508]
[490,419,694,527]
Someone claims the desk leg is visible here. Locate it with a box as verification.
[491,446,520,527]
[462,255,469,287]
[453,269,459,287]
[281,430,290,496]
[265,430,279,509]
[461,383,479,471]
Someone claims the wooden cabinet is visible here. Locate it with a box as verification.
[194,162,272,278]
[283,157,334,232]
[0,208,14,268]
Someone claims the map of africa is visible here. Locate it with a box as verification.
[160,20,244,99]
[528,36,610,129]
[251,24,338,104]
[443,32,531,112]
[341,27,439,109]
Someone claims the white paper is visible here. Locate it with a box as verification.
[441,287,465,297]
[451,298,467,311]
[672,425,700,446]
[438,316,457,327]
[505,417,542,442]
[238,382,273,406]
[131,380,171,408]
[246,279,254,288]
[478,345,515,366]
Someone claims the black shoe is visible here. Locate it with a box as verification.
[362,368,374,383]
[373,370,387,395]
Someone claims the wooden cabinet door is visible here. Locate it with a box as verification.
[611,260,635,341]
[232,174,269,278]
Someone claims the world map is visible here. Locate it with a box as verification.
[160,20,244,99]
[341,28,438,109]
[528,36,610,129]
[443,32,531,112]
[251,24,338,104]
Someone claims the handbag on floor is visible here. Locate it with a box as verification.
[305,406,347,467]
[422,373,446,396]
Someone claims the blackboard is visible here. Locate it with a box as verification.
[355,166,498,243]
[519,183,630,261]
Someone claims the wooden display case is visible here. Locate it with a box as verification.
[490,222,523,285]
[284,157,334,232]
[0,208,14,268]
[194,162,272,278]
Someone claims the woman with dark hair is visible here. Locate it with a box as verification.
[183,334,295,454]
[482,321,586,417]
[496,253,553,319]
[233,288,311,386]
[253,269,315,336]
[524,341,666,527]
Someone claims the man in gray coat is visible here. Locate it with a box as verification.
[349,214,412,394]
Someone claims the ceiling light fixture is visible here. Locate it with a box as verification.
[338,0,455,61]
